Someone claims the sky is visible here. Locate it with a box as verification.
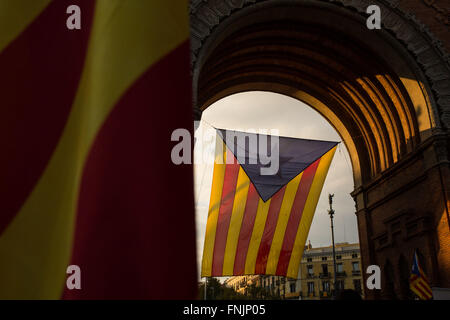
[194,91,359,279]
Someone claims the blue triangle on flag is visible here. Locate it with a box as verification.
[217,129,339,202]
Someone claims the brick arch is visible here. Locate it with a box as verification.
[190,0,450,300]
[191,0,449,186]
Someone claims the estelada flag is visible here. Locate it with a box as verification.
[201,129,338,278]
[0,0,196,299]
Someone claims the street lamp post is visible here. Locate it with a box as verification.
[328,194,338,299]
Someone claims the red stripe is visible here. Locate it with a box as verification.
[63,41,197,299]
[0,0,94,235]
[419,269,429,282]
[276,160,320,275]
[233,183,260,275]
[417,279,433,296]
[410,274,419,282]
[254,186,287,274]
[211,151,241,276]
[414,285,428,299]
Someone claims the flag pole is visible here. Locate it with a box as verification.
[328,194,338,299]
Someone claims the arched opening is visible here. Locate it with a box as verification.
[194,91,359,297]
[196,92,357,241]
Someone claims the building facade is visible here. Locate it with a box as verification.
[225,242,364,300]
[295,242,364,300]
[191,0,450,299]
[224,274,285,298]
[224,275,259,295]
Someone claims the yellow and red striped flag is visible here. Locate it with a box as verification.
[0,0,196,299]
[201,129,337,278]
[410,250,433,300]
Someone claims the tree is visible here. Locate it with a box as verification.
[198,277,282,300]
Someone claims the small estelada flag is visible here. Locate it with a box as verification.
[410,250,433,300]
[201,129,338,278]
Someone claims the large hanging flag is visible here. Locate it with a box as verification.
[201,129,338,278]
[410,250,433,300]
[0,0,196,299]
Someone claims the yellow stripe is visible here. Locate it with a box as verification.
[265,173,303,274]
[222,168,251,275]
[417,279,432,296]
[0,0,51,53]
[244,198,271,274]
[201,138,226,277]
[0,0,189,299]
[286,147,337,278]
[410,281,432,300]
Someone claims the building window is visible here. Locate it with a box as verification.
[307,257,312,262]
[307,282,314,294]
[352,261,360,272]
[352,253,358,258]
[336,280,344,290]
[322,264,328,274]
[322,257,327,261]
[353,279,362,293]
[290,282,296,293]
[336,255,342,260]
[322,281,330,292]
[337,263,343,273]
[307,265,314,276]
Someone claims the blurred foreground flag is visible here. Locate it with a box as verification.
[201,129,338,278]
[0,0,196,299]
[410,250,433,300]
